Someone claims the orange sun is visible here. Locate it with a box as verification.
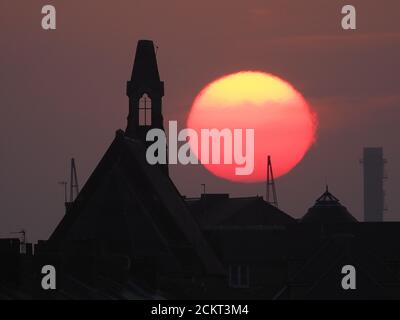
[186,71,317,183]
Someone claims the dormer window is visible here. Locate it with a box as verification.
[139,93,152,126]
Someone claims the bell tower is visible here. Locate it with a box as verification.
[126,40,168,174]
[126,40,165,141]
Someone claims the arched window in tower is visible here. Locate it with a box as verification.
[139,93,152,126]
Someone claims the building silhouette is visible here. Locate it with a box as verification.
[301,186,357,224]
[1,40,400,300]
[125,40,168,174]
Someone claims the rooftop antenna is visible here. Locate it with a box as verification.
[266,155,278,207]
[69,158,79,202]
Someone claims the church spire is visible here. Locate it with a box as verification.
[126,40,165,140]
[125,40,167,175]
[130,40,161,85]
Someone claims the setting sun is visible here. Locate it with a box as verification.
[187,71,317,182]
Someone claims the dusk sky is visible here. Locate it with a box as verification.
[1,0,399,242]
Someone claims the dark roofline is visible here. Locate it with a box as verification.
[48,130,225,276]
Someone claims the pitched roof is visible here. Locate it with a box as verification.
[186,194,295,227]
[301,186,357,224]
[48,130,224,275]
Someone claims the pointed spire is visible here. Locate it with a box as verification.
[125,39,167,175]
[126,39,165,138]
[130,40,161,85]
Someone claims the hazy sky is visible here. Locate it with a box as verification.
[1,0,399,241]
